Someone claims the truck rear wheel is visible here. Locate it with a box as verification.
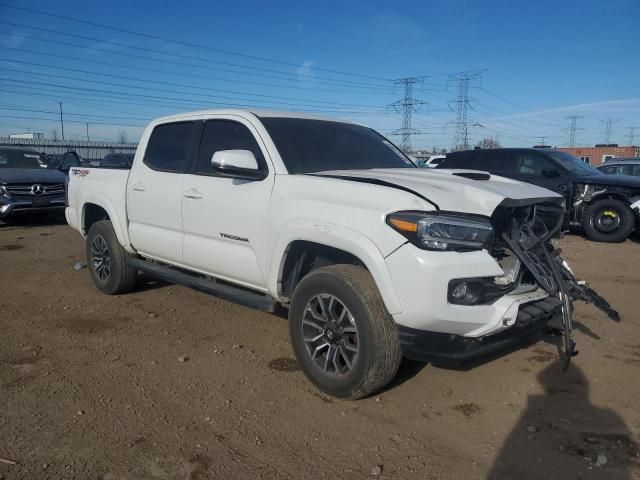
[582,198,635,243]
[289,265,401,399]
[86,220,138,295]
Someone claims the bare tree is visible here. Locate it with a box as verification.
[117,130,128,144]
[475,137,502,149]
[51,128,59,141]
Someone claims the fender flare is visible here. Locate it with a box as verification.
[81,194,134,252]
[268,219,403,315]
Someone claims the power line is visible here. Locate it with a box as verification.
[565,116,585,147]
[448,70,485,151]
[0,2,390,81]
[0,69,388,114]
[0,58,386,110]
[0,21,390,90]
[626,126,638,146]
[0,43,393,96]
[388,77,427,152]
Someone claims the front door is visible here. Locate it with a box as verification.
[181,118,274,290]
[127,121,198,263]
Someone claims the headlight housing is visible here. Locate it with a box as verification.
[386,211,494,251]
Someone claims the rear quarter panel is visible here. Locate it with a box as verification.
[66,167,133,251]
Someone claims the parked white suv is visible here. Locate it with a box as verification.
[66,110,618,399]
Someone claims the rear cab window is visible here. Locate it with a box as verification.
[143,121,198,173]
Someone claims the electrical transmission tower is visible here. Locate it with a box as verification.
[389,77,427,153]
[565,116,584,147]
[601,118,619,144]
[626,126,638,146]
[448,70,485,151]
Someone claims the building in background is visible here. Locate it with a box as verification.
[557,145,640,166]
[9,132,45,140]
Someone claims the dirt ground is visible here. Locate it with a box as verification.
[1,216,639,480]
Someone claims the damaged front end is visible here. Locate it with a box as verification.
[492,200,620,367]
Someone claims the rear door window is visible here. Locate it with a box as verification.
[477,150,515,175]
[144,121,197,173]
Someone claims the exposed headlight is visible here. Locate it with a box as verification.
[386,211,494,251]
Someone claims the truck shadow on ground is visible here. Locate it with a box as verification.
[487,360,639,479]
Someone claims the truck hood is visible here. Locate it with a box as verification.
[573,173,640,189]
[0,168,67,184]
[314,168,564,216]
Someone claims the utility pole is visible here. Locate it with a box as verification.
[625,126,637,146]
[388,77,427,153]
[86,122,90,142]
[535,136,547,147]
[601,118,619,144]
[58,102,65,141]
[565,116,584,147]
[448,70,485,151]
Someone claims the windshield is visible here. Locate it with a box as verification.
[547,150,601,176]
[0,149,45,169]
[260,117,416,174]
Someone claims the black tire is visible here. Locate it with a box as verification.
[289,265,401,400]
[582,198,635,243]
[86,220,138,295]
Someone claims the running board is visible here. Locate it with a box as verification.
[128,258,278,312]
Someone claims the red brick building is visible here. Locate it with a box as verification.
[557,145,640,166]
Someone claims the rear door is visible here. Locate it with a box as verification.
[126,121,198,263]
[181,117,274,290]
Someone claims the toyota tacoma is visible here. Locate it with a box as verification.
[65,110,619,399]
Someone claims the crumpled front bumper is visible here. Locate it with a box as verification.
[398,296,562,364]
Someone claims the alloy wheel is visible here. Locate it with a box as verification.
[301,294,359,376]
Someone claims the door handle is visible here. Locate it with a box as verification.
[183,188,203,199]
[131,183,146,192]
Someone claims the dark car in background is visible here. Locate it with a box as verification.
[436,148,640,243]
[47,151,84,173]
[97,153,134,169]
[597,159,640,177]
[0,147,67,219]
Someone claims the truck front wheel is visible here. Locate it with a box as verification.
[582,198,635,243]
[86,220,138,295]
[289,265,401,399]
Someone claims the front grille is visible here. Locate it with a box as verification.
[490,202,565,296]
[5,183,65,199]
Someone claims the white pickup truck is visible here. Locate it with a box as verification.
[66,109,618,399]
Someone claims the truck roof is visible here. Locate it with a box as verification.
[151,109,352,125]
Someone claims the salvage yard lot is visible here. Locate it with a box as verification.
[1,218,639,480]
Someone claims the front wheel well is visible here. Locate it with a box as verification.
[83,203,110,234]
[278,241,366,301]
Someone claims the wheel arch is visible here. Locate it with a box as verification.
[80,196,132,251]
[270,224,403,315]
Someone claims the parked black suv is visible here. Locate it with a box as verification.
[436,148,640,242]
[0,147,67,219]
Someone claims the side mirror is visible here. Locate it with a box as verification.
[542,168,561,178]
[211,150,265,180]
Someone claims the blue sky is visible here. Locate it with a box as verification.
[0,0,638,149]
